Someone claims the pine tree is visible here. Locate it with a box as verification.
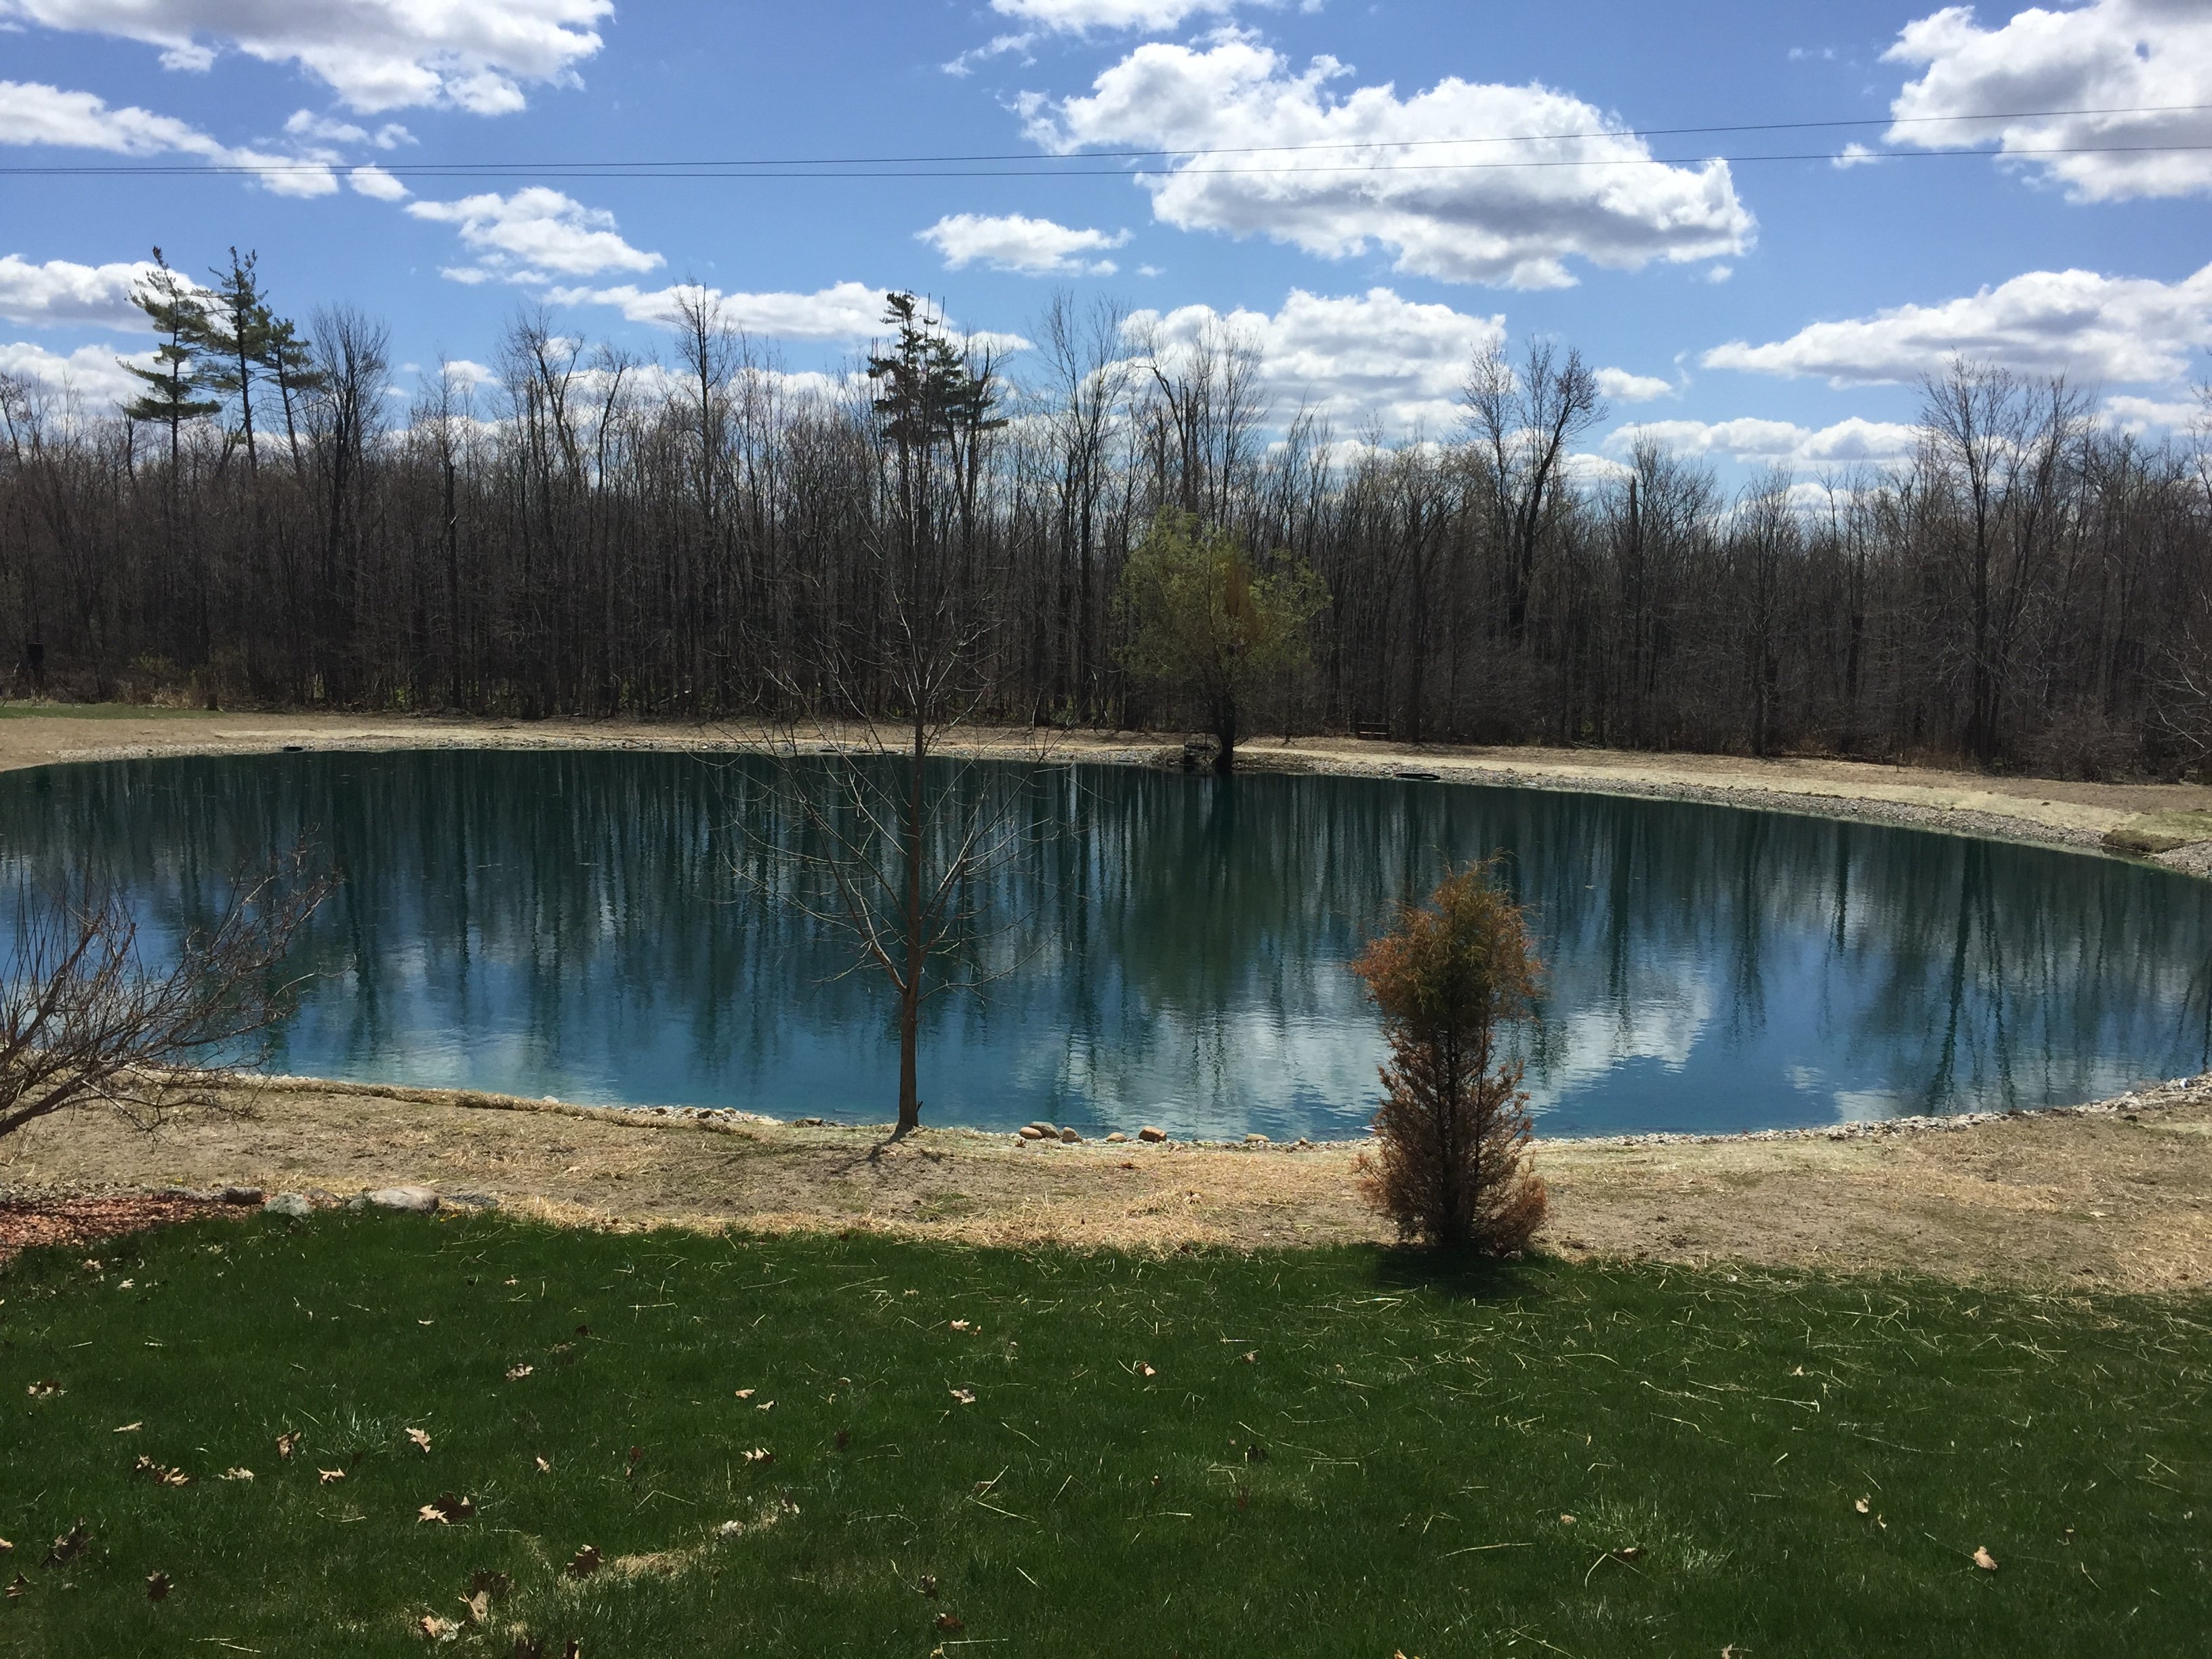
[192,247,276,477]
[120,248,218,478]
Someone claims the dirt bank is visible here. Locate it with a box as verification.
[5,1075,2208,1294]
[3,707,2211,866]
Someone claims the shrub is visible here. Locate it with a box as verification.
[1351,859,1547,1252]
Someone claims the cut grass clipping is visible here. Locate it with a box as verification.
[1,1212,2205,1656]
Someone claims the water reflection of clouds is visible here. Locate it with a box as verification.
[4,753,2210,1139]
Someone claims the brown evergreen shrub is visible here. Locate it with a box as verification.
[1351,859,1547,1252]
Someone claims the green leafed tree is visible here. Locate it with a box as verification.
[1114,510,1327,773]
[120,249,218,478]
[192,247,277,478]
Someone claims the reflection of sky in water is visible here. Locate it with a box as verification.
[1,752,2209,1140]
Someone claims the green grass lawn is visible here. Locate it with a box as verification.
[1,1213,2205,1657]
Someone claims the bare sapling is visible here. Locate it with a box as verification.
[1352,859,1547,1252]
[0,850,331,1145]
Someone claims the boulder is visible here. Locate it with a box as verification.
[1058,1127,1082,1143]
[220,1186,265,1206]
[365,1185,440,1214]
[1025,1121,1058,1138]
[1017,1126,1046,1141]
[265,1192,312,1220]
[1105,1132,1128,1144]
[1137,1126,1168,1143]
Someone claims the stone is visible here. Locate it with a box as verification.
[1137,1126,1168,1143]
[1059,1127,1082,1143]
[1105,1132,1128,1143]
[265,1193,312,1220]
[220,1186,264,1206]
[1244,1133,1270,1146]
[365,1186,439,1214]
[1026,1121,1058,1138]
[1018,1126,1046,1141]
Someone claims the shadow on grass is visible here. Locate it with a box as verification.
[1368,1242,1553,1301]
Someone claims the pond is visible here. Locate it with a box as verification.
[2,750,2207,1141]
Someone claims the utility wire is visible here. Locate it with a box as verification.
[1,101,2209,180]
[7,142,2210,181]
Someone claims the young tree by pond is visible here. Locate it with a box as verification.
[747,292,1054,1139]
[1352,859,1547,1252]
[1115,511,1327,773]
[0,852,329,1144]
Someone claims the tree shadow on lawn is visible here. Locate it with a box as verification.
[1368,1242,1553,1301]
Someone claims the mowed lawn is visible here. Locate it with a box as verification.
[1,1212,2205,1657]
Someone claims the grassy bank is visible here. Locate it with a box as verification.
[1,1213,2205,1656]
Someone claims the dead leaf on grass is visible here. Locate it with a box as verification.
[1139,1364,1157,1378]
[535,1455,552,1474]
[417,1612,458,1641]
[41,1521,89,1568]
[4,1574,24,1600]
[407,1428,432,1454]
[1855,1497,1870,1515]
[949,1319,975,1334]
[1973,1547,1998,1572]
[417,1493,476,1525]
[112,1421,142,1434]
[462,1591,491,1625]
[506,1364,534,1382]
[1240,1351,1257,1364]
[565,1544,602,1580]
[318,1468,346,1486]
[276,1430,302,1460]
[0,1538,9,1555]
[733,1388,755,1400]
[755,1400,774,1412]
[949,1388,975,1405]
[220,1467,254,1482]
[131,1454,191,1487]
[26,1379,61,1399]
[741,1448,775,1466]
[934,1613,966,1633]
[144,1571,171,1602]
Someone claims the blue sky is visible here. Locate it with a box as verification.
[2,0,2208,476]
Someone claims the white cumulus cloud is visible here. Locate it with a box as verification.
[0,77,336,193]
[545,280,1029,353]
[1606,415,1923,466]
[1127,286,1503,433]
[347,163,409,201]
[1023,37,1753,287]
[991,0,1241,30]
[1595,367,1673,402]
[0,253,159,327]
[0,0,611,115]
[918,213,1130,275]
[1884,1,2212,200]
[1703,260,2212,385]
[407,188,662,280]
[0,338,155,408]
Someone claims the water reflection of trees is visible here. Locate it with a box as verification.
[0,755,2206,1132]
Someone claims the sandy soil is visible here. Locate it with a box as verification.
[5,1076,2207,1294]
[3,709,2208,1292]
[3,707,2211,863]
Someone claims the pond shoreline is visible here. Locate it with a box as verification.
[4,1068,2207,1294]
[2,708,2210,870]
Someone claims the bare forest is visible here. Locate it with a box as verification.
[4,260,2211,780]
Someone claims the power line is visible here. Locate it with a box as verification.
[5,142,2209,182]
[2,101,2209,180]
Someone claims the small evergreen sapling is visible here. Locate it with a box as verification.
[1352,859,1548,1252]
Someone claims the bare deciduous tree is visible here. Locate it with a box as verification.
[0,853,331,1145]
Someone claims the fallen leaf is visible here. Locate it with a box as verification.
[41,1521,89,1569]
[26,1379,61,1399]
[468,1570,512,1603]
[417,1493,476,1525]
[408,1428,432,1454]
[741,1448,775,1466]
[535,1455,552,1474]
[1616,1547,1646,1563]
[276,1431,302,1460]
[1559,1514,1576,1525]
[319,1468,346,1486]
[756,1400,775,1412]
[1854,1496,1870,1515]
[565,1544,602,1580]
[834,1429,851,1450]
[1973,1547,1998,1572]
[1240,1351,1257,1364]
[462,1591,491,1625]
[562,1643,581,1659]
[918,1574,939,1597]
[1243,1443,1269,1463]
[1139,1364,1157,1378]
[506,1364,534,1382]
[113,1422,142,1434]
[0,1539,9,1555]
[734,1389,756,1400]
[717,1519,745,1539]
[5,1574,25,1601]
[417,1612,458,1641]
[949,1319,974,1334]
[131,1454,190,1486]
[949,1388,975,1405]
[934,1613,966,1633]
[144,1571,171,1603]
[220,1467,254,1482]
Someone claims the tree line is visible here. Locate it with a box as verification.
[3,252,2210,778]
